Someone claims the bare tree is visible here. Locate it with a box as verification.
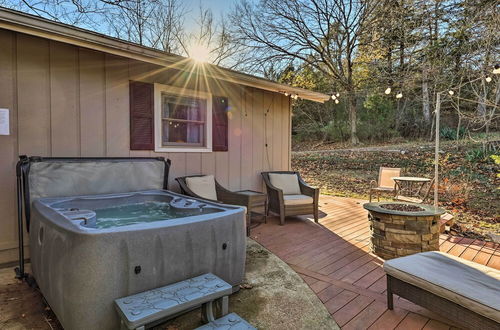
[230,0,381,144]
[4,0,187,53]
[176,4,243,68]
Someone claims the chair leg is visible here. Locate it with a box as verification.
[314,208,319,223]
[369,191,372,203]
[279,212,285,226]
[387,276,394,310]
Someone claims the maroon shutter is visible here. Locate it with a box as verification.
[212,96,229,151]
[130,81,154,150]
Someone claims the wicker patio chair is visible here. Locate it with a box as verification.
[176,175,264,235]
[261,171,319,225]
[369,167,401,202]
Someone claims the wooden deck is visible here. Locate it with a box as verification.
[251,195,500,330]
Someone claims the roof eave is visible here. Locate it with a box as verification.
[0,7,330,103]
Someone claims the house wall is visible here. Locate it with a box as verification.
[0,29,292,264]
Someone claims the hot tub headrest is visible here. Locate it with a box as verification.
[17,156,171,231]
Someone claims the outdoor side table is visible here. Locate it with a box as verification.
[392,176,432,203]
[235,190,267,235]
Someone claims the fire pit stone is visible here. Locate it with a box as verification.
[363,202,446,259]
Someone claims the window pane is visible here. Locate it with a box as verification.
[162,94,205,122]
[162,121,204,146]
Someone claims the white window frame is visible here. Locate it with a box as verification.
[154,83,212,153]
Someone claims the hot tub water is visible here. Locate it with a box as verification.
[93,201,219,228]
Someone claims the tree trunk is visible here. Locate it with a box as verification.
[348,94,359,144]
[422,69,431,124]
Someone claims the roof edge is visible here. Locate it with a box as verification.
[0,7,330,103]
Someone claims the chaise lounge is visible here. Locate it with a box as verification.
[261,171,319,225]
[384,251,500,329]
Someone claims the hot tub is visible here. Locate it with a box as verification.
[29,189,246,330]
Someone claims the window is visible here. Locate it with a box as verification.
[154,84,212,152]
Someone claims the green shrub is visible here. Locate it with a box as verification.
[465,148,495,162]
[358,94,399,142]
[440,126,468,140]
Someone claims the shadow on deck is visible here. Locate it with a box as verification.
[250,195,499,330]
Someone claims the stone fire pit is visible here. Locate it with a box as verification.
[363,202,446,259]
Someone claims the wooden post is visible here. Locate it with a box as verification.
[434,92,441,207]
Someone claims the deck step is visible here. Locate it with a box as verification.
[439,213,454,233]
[195,313,256,330]
[115,273,232,330]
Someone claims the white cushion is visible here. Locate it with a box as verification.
[269,173,301,195]
[384,251,500,323]
[185,175,217,201]
[283,194,314,206]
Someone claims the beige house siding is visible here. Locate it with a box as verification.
[0,29,292,264]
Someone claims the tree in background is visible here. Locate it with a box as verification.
[229,0,381,144]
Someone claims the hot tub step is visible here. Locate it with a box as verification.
[195,313,256,330]
[115,273,232,330]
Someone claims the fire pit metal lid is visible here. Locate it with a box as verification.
[363,202,446,216]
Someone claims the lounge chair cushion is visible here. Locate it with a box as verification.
[269,173,301,195]
[384,251,500,323]
[283,194,314,206]
[185,175,218,201]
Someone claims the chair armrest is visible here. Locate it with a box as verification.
[296,174,319,197]
[369,180,378,190]
[215,182,251,207]
[298,177,319,200]
[261,175,284,207]
[175,177,219,203]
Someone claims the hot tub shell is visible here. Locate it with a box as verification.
[29,190,246,330]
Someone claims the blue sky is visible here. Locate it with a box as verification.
[183,0,237,32]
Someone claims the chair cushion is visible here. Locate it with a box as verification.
[185,175,217,201]
[384,251,500,323]
[283,194,314,206]
[269,173,301,195]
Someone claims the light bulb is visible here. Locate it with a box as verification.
[331,95,337,100]
[336,92,340,97]
[396,93,403,99]
[493,64,500,75]
[335,99,339,104]
[485,76,492,83]
[284,92,289,96]
[448,90,454,96]
[385,87,391,95]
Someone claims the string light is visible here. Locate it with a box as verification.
[485,76,492,83]
[284,92,289,96]
[336,92,340,97]
[331,94,337,100]
[448,90,454,96]
[385,87,391,95]
[396,93,403,99]
[335,99,339,104]
[493,64,500,75]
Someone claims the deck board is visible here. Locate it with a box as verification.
[252,195,499,329]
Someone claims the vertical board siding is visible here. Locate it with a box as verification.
[17,34,51,156]
[240,87,253,189]
[105,54,129,156]
[79,49,106,156]
[0,32,292,264]
[251,89,264,190]
[50,41,79,156]
[0,30,19,257]
[227,85,243,191]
